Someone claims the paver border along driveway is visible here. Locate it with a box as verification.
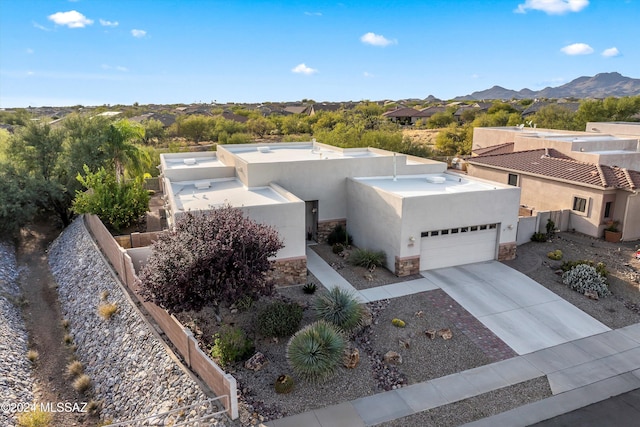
[420,261,611,355]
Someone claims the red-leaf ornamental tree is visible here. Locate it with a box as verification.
[138,206,284,312]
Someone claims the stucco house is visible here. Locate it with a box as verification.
[467,122,640,241]
[160,141,520,285]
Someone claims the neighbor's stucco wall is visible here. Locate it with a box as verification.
[621,192,640,241]
[345,179,403,270]
[587,122,640,138]
[467,164,617,238]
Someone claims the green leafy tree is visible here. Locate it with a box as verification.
[426,111,455,129]
[7,121,72,225]
[435,123,472,155]
[0,163,38,235]
[529,104,579,130]
[140,118,166,145]
[171,115,216,142]
[72,166,150,232]
[246,116,275,137]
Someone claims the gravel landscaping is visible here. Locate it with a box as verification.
[503,232,640,329]
[0,241,33,427]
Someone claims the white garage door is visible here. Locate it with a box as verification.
[420,224,498,270]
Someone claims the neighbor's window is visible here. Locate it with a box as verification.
[508,174,518,186]
[604,201,612,219]
[573,197,587,213]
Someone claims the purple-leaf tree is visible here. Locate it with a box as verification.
[138,205,284,312]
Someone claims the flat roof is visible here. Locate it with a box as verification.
[162,155,225,170]
[169,178,290,211]
[225,144,382,163]
[354,173,501,197]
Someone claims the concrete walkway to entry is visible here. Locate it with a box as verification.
[269,252,640,427]
[420,261,611,355]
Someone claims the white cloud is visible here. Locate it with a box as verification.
[602,47,620,57]
[32,21,51,31]
[48,10,94,28]
[99,19,119,27]
[363,71,374,78]
[471,73,480,79]
[292,63,318,75]
[26,48,34,54]
[515,0,589,15]
[101,64,129,72]
[304,11,322,16]
[560,43,593,55]
[360,32,395,47]
[131,29,147,38]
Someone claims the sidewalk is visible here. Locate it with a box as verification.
[267,251,640,427]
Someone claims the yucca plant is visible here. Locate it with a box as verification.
[349,248,386,270]
[314,287,363,332]
[287,320,345,383]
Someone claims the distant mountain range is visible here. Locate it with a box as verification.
[449,72,640,101]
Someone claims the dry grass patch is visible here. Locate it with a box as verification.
[27,349,39,363]
[66,360,84,377]
[98,302,118,320]
[63,334,73,345]
[16,407,53,427]
[73,374,92,394]
[61,318,70,329]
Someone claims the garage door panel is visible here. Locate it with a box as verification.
[420,228,497,270]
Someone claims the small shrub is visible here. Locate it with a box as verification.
[86,400,101,415]
[327,224,353,246]
[287,320,345,383]
[349,248,386,269]
[530,232,547,242]
[314,287,363,332]
[546,219,556,238]
[561,260,608,278]
[274,374,295,394]
[67,360,84,377]
[100,290,109,300]
[332,243,344,254]
[257,301,303,338]
[63,334,73,345]
[98,303,118,320]
[27,350,39,363]
[391,318,406,328]
[210,325,254,366]
[302,282,317,294]
[562,264,611,298]
[17,407,53,427]
[73,374,92,394]
[61,318,70,329]
[235,295,254,312]
[547,249,563,260]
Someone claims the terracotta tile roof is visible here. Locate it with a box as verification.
[473,142,514,156]
[468,149,640,191]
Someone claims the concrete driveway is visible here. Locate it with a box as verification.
[420,261,611,355]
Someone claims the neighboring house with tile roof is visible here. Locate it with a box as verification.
[382,107,430,125]
[467,123,640,240]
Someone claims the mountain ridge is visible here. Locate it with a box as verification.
[452,72,640,101]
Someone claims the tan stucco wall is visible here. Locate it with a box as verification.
[466,164,624,238]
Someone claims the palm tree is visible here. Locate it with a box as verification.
[101,120,147,183]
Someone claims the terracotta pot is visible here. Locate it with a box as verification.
[604,230,622,243]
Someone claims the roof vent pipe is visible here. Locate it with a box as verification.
[393,153,397,181]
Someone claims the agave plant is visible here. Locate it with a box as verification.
[314,287,363,332]
[286,320,345,383]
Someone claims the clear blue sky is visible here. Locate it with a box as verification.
[1,0,638,107]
